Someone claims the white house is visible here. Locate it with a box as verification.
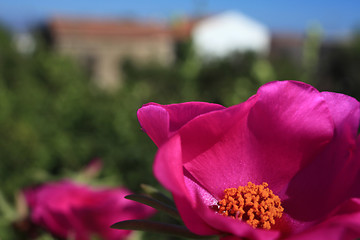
[192,11,270,58]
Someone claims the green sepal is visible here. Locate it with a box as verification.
[125,194,181,220]
[140,184,175,207]
[111,220,215,239]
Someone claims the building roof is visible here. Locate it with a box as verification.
[50,17,172,39]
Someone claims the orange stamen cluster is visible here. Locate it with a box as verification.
[217,182,283,230]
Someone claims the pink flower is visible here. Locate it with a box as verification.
[24,180,155,240]
[137,81,360,240]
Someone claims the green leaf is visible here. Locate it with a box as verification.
[140,184,175,207]
[0,190,15,220]
[111,220,215,239]
[125,194,180,220]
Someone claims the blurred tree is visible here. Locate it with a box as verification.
[317,29,360,99]
[302,23,323,85]
[197,51,267,105]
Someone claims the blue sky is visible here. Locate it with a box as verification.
[1,0,360,36]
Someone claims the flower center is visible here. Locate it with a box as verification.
[216,182,283,230]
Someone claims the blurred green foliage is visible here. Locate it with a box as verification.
[317,29,360,97]
[0,27,156,196]
[0,22,359,239]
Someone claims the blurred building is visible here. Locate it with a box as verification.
[47,12,302,89]
[49,18,174,89]
[192,11,271,58]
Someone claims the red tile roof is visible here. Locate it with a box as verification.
[50,17,172,39]
[49,16,211,41]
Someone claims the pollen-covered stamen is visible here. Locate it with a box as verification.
[217,182,283,230]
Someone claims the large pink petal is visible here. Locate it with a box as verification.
[137,102,224,146]
[184,81,334,199]
[284,91,360,222]
[182,103,256,198]
[246,81,334,191]
[179,95,257,165]
[287,198,360,240]
[137,104,169,147]
[153,134,219,235]
[321,92,360,140]
[350,137,360,198]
